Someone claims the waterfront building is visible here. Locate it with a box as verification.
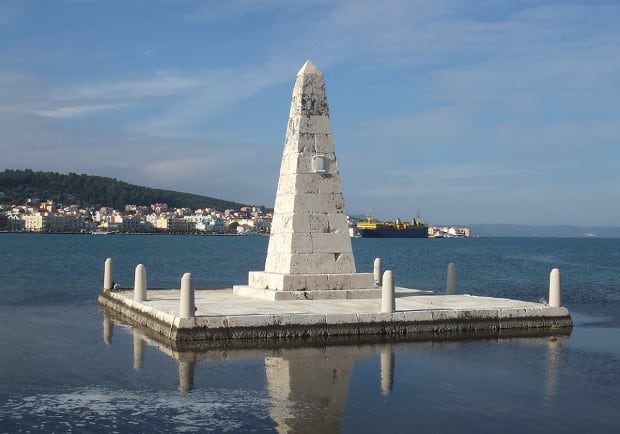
[23,213,85,232]
[146,214,170,230]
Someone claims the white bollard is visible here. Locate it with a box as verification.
[446,262,457,295]
[549,268,561,307]
[381,270,395,313]
[133,264,147,302]
[374,258,382,286]
[103,258,114,290]
[180,273,195,318]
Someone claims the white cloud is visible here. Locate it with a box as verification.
[71,72,205,100]
[186,0,330,21]
[31,103,130,119]
[127,59,296,136]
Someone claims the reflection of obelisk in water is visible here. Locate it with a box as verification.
[265,348,355,433]
[380,346,394,396]
[133,329,145,370]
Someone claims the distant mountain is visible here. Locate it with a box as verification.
[468,224,620,238]
[0,169,256,211]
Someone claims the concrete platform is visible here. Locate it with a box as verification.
[98,287,573,345]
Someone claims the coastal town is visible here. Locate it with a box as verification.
[0,198,470,237]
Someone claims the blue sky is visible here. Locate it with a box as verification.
[1,0,618,226]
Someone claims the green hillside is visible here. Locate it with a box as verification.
[0,169,253,211]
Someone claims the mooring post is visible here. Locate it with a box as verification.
[180,273,195,318]
[133,264,147,302]
[446,262,457,294]
[374,258,382,285]
[103,258,114,290]
[549,268,561,307]
[381,270,395,313]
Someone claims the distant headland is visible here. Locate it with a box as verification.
[1,169,618,237]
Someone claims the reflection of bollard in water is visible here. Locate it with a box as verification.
[178,359,196,392]
[103,258,114,290]
[180,273,195,318]
[374,258,381,286]
[446,262,457,294]
[380,347,394,395]
[549,268,562,307]
[545,337,562,400]
[133,331,145,370]
[381,270,395,313]
[103,315,113,345]
[133,264,147,302]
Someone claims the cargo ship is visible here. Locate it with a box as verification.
[356,216,429,238]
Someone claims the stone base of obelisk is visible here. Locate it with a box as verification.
[233,271,379,300]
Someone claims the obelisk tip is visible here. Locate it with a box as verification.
[297,59,321,76]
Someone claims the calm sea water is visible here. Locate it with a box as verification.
[0,234,619,433]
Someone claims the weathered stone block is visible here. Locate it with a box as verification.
[402,310,434,322]
[265,233,284,253]
[317,174,344,194]
[281,233,313,254]
[226,315,271,329]
[265,252,291,274]
[278,154,299,176]
[266,273,284,290]
[326,274,351,290]
[334,252,356,273]
[305,274,329,290]
[292,174,321,193]
[291,192,346,214]
[285,117,299,138]
[273,193,295,213]
[308,213,330,233]
[498,307,541,320]
[248,271,268,289]
[276,174,297,195]
[325,313,359,335]
[311,233,352,253]
[431,310,460,322]
[314,134,334,154]
[351,273,375,289]
[300,116,332,134]
[280,275,308,291]
[288,252,336,274]
[272,213,319,235]
[195,316,228,330]
[327,213,350,234]
[295,133,316,154]
[541,306,570,317]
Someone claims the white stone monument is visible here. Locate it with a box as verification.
[234,60,376,300]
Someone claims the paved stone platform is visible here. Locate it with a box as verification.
[98,287,572,343]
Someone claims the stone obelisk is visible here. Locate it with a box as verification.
[235,60,375,300]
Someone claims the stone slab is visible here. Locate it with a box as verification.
[98,287,573,343]
[233,285,383,300]
[245,272,375,292]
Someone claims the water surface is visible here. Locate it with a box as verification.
[0,234,618,432]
